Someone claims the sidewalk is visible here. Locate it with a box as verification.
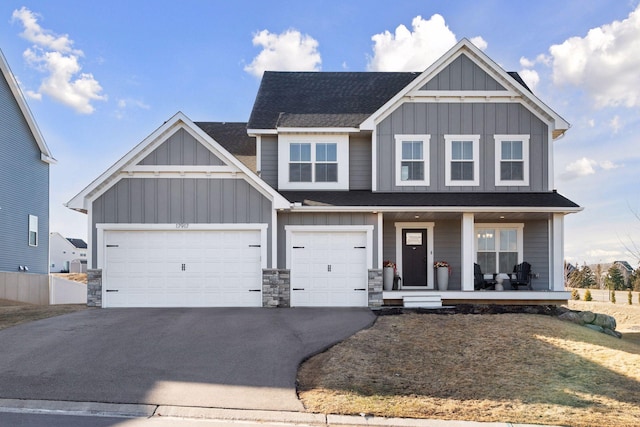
[0,398,564,427]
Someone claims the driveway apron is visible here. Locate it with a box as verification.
[0,307,375,411]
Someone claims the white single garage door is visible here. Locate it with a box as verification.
[290,231,368,307]
[103,229,263,307]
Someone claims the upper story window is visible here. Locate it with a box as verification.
[278,134,349,190]
[315,143,337,182]
[289,143,312,182]
[395,135,430,186]
[28,215,38,247]
[475,224,523,274]
[445,135,480,186]
[495,135,530,186]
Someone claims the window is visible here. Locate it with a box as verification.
[475,224,523,274]
[289,143,311,182]
[445,135,480,186]
[278,134,349,190]
[395,135,430,186]
[28,215,38,247]
[495,135,530,186]
[315,143,337,182]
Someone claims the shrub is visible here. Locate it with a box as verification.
[584,289,592,301]
[629,290,633,305]
[611,290,616,304]
[571,289,580,300]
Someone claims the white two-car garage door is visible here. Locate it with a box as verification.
[102,228,263,308]
[289,229,370,307]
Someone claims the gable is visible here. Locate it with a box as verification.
[137,128,226,166]
[420,54,506,91]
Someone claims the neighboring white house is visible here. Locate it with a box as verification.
[49,232,87,273]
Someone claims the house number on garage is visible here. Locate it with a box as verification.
[176,223,189,229]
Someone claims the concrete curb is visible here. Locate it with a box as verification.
[0,398,156,418]
[0,399,564,427]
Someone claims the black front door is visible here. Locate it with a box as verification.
[401,229,427,287]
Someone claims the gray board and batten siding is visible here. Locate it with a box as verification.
[138,128,226,166]
[91,178,273,268]
[0,69,49,274]
[376,102,549,192]
[420,54,508,91]
[276,212,379,270]
[259,134,372,191]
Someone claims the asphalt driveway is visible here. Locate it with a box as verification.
[0,307,375,411]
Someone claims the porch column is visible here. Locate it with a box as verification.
[461,213,475,291]
[551,213,565,291]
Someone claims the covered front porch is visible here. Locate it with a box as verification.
[378,209,570,305]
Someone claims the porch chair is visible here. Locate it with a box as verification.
[511,262,532,290]
[474,263,496,290]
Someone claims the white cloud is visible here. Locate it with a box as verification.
[11,7,106,114]
[560,157,623,180]
[519,68,540,91]
[548,4,640,108]
[588,119,595,127]
[519,56,535,68]
[367,14,486,71]
[244,29,321,78]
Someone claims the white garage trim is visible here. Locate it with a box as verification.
[284,225,374,270]
[97,223,268,308]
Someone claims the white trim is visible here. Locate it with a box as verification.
[28,214,38,247]
[360,39,569,134]
[377,212,383,269]
[552,214,564,291]
[548,128,554,190]
[123,165,239,173]
[116,171,246,179]
[98,224,268,308]
[371,128,378,191]
[284,225,374,270]
[256,135,262,175]
[271,209,278,268]
[0,50,54,162]
[394,222,435,290]
[394,134,430,186]
[87,205,93,269]
[277,134,349,190]
[408,90,515,98]
[474,223,524,274]
[461,213,475,291]
[383,290,571,301]
[444,135,480,186]
[247,129,278,135]
[494,135,530,186]
[67,112,290,211]
[276,127,360,133]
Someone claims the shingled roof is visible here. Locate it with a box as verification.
[247,70,533,130]
[194,122,256,172]
[247,72,420,129]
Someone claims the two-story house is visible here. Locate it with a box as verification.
[67,39,580,308]
[0,49,54,277]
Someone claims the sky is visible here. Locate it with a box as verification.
[1,0,639,267]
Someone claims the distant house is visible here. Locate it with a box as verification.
[49,232,88,273]
[0,49,55,276]
[613,260,634,288]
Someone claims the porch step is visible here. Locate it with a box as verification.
[402,294,442,308]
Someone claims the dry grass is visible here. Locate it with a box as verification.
[51,272,88,284]
[0,299,86,331]
[298,312,640,427]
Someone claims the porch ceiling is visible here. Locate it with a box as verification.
[383,211,552,222]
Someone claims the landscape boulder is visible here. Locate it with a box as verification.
[558,309,620,339]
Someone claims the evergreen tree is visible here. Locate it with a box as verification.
[611,289,616,304]
[584,289,592,301]
[595,264,604,289]
[606,265,625,291]
[628,290,633,305]
[582,265,596,288]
